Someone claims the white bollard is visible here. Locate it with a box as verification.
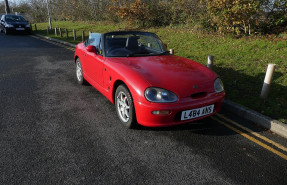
[260,64,276,99]
[207,55,214,69]
[170,49,174,55]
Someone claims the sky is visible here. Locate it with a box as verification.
[13,0,27,5]
[3,0,27,6]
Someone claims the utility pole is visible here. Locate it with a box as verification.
[47,0,52,29]
[4,0,11,14]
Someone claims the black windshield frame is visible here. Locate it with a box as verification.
[103,31,168,58]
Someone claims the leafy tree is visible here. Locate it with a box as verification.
[205,0,260,34]
[110,0,148,26]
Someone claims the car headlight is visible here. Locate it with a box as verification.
[25,24,30,28]
[145,87,178,103]
[5,23,14,28]
[214,78,224,93]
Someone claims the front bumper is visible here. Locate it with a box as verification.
[5,27,31,34]
[134,92,225,127]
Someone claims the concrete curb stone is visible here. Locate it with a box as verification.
[34,34,76,48]
[223,100,287,139]
[33,33,287,139]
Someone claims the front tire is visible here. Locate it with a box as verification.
[115,85,137,129]
[4,28,8,35]
[75,58,86,85]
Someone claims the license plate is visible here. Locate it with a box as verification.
[181,105,214,121]
[16,28,25,30]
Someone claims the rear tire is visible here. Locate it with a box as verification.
[75,58,87,85]
[115,85,137,129]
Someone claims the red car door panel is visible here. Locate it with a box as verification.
[85,51,104,87]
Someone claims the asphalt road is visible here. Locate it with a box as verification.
[1,33,287,185]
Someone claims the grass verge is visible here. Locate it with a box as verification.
[33,21,287,123]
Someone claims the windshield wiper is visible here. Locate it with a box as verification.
[158,51,170,55]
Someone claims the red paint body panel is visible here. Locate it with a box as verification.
[74,41,225,127]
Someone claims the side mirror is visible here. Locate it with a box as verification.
[86,45,97,53]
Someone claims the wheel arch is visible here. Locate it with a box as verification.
[112,80,127,104]
[74,55,79,64]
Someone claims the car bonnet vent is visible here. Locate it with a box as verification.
[191,92,207,99]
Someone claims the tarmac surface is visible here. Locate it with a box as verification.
[1,33,287,184]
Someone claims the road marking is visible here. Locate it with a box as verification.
[211,116,287,160]
[216,113,287,153]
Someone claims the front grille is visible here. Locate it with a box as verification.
[17,25,25,28]
[191,92,207,99]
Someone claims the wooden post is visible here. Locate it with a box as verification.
[47,26,49,34]
[55,28,57,36]
[260,64,276,99]
[65,29,68,39]
[59,28,62,37]
[73,29,76,40]
[30,24,32,31]
[34,24,37,31]
[82,31,85,42]
[170,49,174,55]
[207,55,214,69]
[89,31,91,36]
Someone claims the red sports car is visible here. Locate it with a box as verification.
[74,31,225,128]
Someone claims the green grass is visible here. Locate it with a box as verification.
[33,21,287,123]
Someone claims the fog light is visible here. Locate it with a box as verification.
[152,110,171,115]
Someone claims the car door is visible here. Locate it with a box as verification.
[85,51,104,87]
[84,33,105,87]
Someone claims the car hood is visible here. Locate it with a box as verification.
[108,55,218,98]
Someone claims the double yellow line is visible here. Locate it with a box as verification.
[212,114,287,160]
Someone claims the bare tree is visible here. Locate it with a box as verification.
[4,0,10,14]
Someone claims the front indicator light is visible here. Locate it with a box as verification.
[152,110,171,115]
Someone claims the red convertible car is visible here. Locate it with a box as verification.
[74,31,225,128]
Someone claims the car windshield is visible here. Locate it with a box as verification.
[104,32,168,57]
[5,15,26,22]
